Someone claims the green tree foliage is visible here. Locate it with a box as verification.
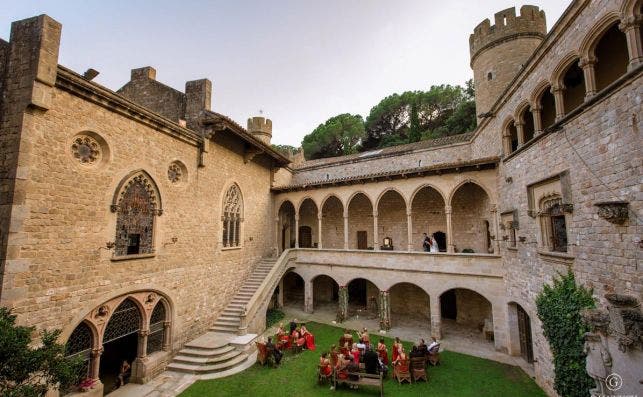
[0,307,83,397]
[535,272,595,397]
[271,144,301,157]
[364,81,476,150]
[302,113,366,160]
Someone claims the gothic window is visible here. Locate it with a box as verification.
[222,184,243,248]
[65,322,93,381]
[103,299,141,344]
[147,301,167,354]
[539,197,568,252]
[111,171,162,257]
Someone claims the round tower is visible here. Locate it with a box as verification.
[470,5,546,121]
[247,116,272,145]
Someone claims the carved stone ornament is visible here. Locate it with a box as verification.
[145,292,157,305]
[582,308,611,334]
[95,305,109,319]
[168,162,182,183]
[594,201,629,224]
[604,293,642,352]
[71,135,101,165]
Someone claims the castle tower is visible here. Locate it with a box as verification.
[247,116,272,145]
[470,5,546,120]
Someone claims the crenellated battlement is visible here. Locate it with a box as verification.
[247,116,272,144]
[469,5,546,61]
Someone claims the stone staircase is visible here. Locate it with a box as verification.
[210,258,277,334]
[166,332,257,377]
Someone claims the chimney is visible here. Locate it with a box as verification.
[185,78,211,129]
[131,66,156,81]
[247,116,272,145]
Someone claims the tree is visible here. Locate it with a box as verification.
[271,144,301,157]
[302,114,365,160]
[536,272,595,397]
[0,308,82,397]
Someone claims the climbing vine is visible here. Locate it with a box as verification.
[535,271,595,397]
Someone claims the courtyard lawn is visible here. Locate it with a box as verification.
[180,322,546,397]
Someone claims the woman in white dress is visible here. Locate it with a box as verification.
[429,234,439,253]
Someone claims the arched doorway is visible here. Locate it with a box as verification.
[147,300,168,355]
[377,190,408,250]
[100,299,142,393]
[348,193,373,249]
[411,186,446,251]
[451,182,492,253]
[312,275,339,314]
[64,321,94,390]
[509,302,534,363]
[389,283,430,328]
[281,271,305,310]
[347,278,379,319]
[440,288,493,342]
[298,198,318,248]
[278,201,296,252]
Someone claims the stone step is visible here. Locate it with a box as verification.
[172,349,242,365]
[222,309,243,315]
[217,315,241,322]
[210,325,239,334]
[167,353,249,374]
[179,345,236,358]
[214,319,240,327]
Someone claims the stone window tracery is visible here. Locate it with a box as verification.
[112,171,162,257]
[222,184,243,248]
[103,299,141,344]
[168,163,182,183]
[539,196,568,252]
[72,135,101,164]
[65,322,93,380]
[147,301,166,354]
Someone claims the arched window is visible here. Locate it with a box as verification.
[561,60,585,114]
[103,299,142,344]
[111,171,162,256]
[147,301,167,354]
[222,184,243,248]
[65,322,93,381]
[593,23,629,91]
[539,196,568,252]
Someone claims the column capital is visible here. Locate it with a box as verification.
[530,105,542,112]
[163,320,171,328]
[619,15,641,32]
[91,347,104,357]
[274,217,279,222]
[139,329,150,337]
[343,212,349,219]
[514,120,525,127]
[490,204,498,213]
[295,214,300,221]
[317,213,323,221]
[444,205,452,214]
[372,211,378,218]
[579,56,597,68]
[551,84,565,93]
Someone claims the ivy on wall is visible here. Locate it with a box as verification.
[536,271,595,397]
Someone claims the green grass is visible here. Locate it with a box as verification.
[180,322,546,397]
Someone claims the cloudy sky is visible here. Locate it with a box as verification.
[1,1,569,146]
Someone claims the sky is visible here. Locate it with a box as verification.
[1,1,570,146]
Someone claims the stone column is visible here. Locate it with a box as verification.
[406,210,413,251]
[502,132,512,155]
[445,205,454,253]
[579,57,597,100]
[343,212,349,250]
[162,321,171,351]
[531,105,543,135]
[317,213,323,249]
[278,278,284,307]
[274,217,280,255]
[490,204,500,254]
[137,329,149,359]
[620,17,643,70]
[379,290,391,331]
[336,286,348,323]
[552,85,565,120]
[294,214,300,248]
[90,347,103,380]
[373,211,379,250]
[430,296,442,339]
[515,121,525,147]
[304,279,313,313]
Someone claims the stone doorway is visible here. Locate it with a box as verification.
[517,304,534,363]
[298,226,312,248]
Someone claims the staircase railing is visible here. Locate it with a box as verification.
[238,250,296,335]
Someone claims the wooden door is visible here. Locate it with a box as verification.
[298,226,312,248]
[357,231,368,250]
[517,305,534,363]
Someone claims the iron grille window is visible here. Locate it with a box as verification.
[65,322,92,380]
[222,184,243,248]
[539,198,568,253]
[147,302,166,354]
[103,299,141,344]
[115,176,157,256]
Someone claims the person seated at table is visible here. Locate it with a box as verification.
[409,344,424,359]
[319,352,332,376]
[266,336,282,365]
[392,346,407,366]
[291,327,305,348]
[350,343,360,364]
[418,338,428,356]
[300,324,316,350]
[377,337,389,365]
[391,337,402,363]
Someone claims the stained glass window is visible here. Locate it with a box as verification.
[222,184,243,247]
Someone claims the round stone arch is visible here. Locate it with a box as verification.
[529,79,553,105]
[374,187,409,211]
[447,178,495,207]
[578,11,622,61]
[310,273,340,309]
[409,183,447,208]
[513,100,531,122]
[388,281,432,328]
[346,190,375,211]
[549,51,581,89]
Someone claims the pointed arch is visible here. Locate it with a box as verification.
[409,183,447,206]
[297,196,319,213]
[320,193,344,214]
[111,169,162,215]
[530,80,552,104]
[346,191,374,211]
[578,11,622,60]
[375,188,408,211]
[222,183,243,247]
[147,299,169,354]
[448,179,494,206]
[550,51,580,89]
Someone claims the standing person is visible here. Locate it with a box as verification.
[429,234,439,253]
[422,233,430,252]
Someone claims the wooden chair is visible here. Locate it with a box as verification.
[318,364,332,385]
[290,335,302,354]
[427,343,441,366]
[393,358,412,384]
[256,342,268,365]
[410,356,427,382]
